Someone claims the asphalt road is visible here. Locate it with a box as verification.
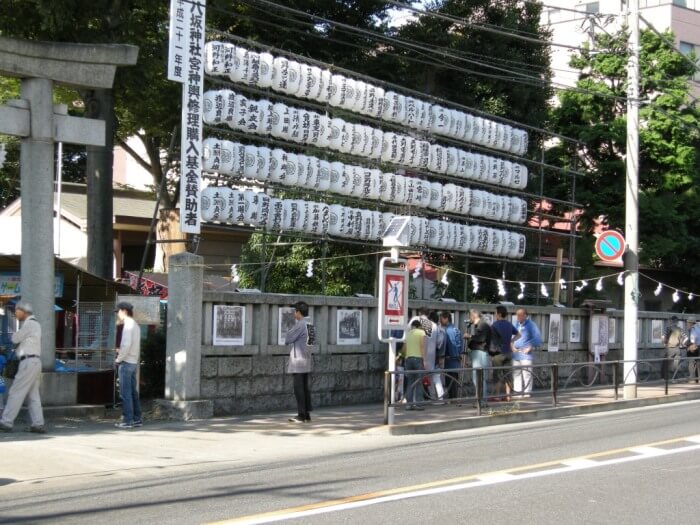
[1,402,699,525]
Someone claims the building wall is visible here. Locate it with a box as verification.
[0,215,87,263]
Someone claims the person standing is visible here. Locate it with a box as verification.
[464,309,490,407]
[285,301,314,423]
[512,308,542,398]
[424,311,445,401]
[0,302,45,433]
[490,305,520,402]
[661,316,688,382]
[686,318,700,383]
[114,302,142,429]
[402,319,426,410]
[439,312,463,400]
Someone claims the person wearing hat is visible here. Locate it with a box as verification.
[114,302,142,429]
[662,315,688,382]
[0,302,45,433]
[686,318,700,383]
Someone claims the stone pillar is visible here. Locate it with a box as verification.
[20,77,55,372]
[157,252,212,420]
[85,89,115,279]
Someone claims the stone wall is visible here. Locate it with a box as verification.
[163,254,691,417]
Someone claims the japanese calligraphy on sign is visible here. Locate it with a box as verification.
[168,0,207,234]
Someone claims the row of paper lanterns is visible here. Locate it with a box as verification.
[200,186,526,258]
[204,41,528,156]
[202,139,528,225]
[203,89,528,191]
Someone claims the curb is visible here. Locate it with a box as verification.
[386,391,700,435]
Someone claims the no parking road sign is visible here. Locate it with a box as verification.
[595,230,626,262]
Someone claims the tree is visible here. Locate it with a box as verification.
[549,28,700,280]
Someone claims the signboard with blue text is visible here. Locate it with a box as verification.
[0,272,64,298]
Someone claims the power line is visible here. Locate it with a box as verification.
[384,0,604,52]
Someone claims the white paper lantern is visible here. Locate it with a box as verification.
[329,161,344,193]
[488,156,501,186]
[446,222,460,251]
[417,140,431,169]
[342,78,357,111]
[454,186,466,215]
[242,145,259,179]
[445,147,460,176]
[225,188,241,224]
[203,90,222,125]
[380,212,394,237]
[328,204,346,236]
[202,138,222,172]
[269,148,287,183]
[457,151,475,180]
[230,46,248,84]
[284,60,302,95]
[287,108,304,143]
[413,178,429,208]
[304,156,319,189]
[503,125,513,152]
[245,99,264,134]
[472,116,484,145]
[442,183,457,212]
[328,74,346,107]
[516,233,527,258]
[317,160,331,191]
[383,91,406,124]
[404,177,419,206]
[230,142,244,177]
[410,217,428,246]
[364,85,382,117]
[393,174,407,204]
[336,164,352,196]
[367,169,382,200]
[453,111,466,139]
[270,102,290,139]
[405,137,419,168]
[381,132,397,163]
[349,166,364,198]
[229,93,248,131]
[439,221,451,249]
[482,119,496,148]
[297,64,317,99]
[404,97,419,129]
[204,41,224,75]
[319,69,332,102]
[462,114,474,142]
[511,163,528,190]
[430,105,450,135]
[296,154,311,188]
[201,186,222,221]
[353,81,368,113]
[470,190,485,217]
[246,51,261,86]
[337,121,353,154]
[299,109,314,144]
[349,124,364,156]
[283,153,299,186]
[256,146,271,181]
[257,52,274,88]
[429,144,447,174]
[428,182,443,210]
[272,56,290,92]
[416,101,431,131]
[456,224,470,253]
[426,219,440,248]
[266,198,284,231]
[476,154,490,182]
[459,187,472,216]
[380,172,394,203]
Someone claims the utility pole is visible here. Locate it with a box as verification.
[624,0,640,399]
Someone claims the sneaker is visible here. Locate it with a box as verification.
[28,425,47,434]
[115,422,134,429]
[413,405,425,411]
[288,416,305,423]
[132,420,143,428]
[0,422,12,432]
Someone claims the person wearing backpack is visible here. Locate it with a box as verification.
[285,301,314,423]
[439,311,463,400]
[661,316,688,382]
[512,307,542,398]
[464,309,491,407]
[490,305,520,402]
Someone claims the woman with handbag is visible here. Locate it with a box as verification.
[285,301,314,423]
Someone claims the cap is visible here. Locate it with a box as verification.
[115,301,134,313]
[15,301,33,314]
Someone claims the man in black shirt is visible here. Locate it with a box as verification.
[464,309,490,407]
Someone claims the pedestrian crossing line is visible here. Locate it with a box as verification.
[208,434,700,525]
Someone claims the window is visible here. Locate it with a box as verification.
[673,0,688,8]
[584,2,600,13]
[679,41,700,80]
[680,41,695,56]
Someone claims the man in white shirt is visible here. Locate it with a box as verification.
[114,302,142,429]
[0,302,45,433]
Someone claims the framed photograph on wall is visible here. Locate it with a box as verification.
[608,318,616,344]
[569,319,581,343]
[651,319,664,344]
[278,306,314,345]
[590,314,609,355]
[548,313,561,352]
[337,309,362,345]
[213,305,245,346]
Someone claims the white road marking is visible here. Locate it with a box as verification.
[214,435,700,525]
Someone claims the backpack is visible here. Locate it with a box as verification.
[489,325,503,357]
[306,323,316,346]
[667,327,682,348]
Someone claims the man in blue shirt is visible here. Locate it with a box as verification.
[491,305,520,401]
[512,307,541,398]
[439,312,463,400]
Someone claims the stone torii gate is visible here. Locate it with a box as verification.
[0,36,137,402]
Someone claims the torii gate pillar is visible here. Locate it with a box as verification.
[0,37,138,386]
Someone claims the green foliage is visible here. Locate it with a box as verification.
[549,28,700,278]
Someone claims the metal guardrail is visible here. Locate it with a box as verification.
[383,356,700,424]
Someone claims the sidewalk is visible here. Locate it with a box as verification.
[1,383,699,491]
